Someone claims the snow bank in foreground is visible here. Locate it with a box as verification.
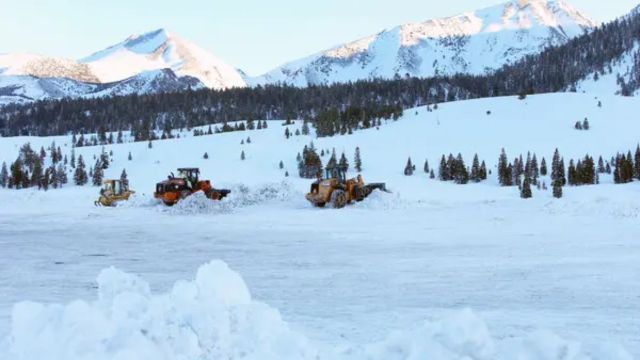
[1,261,632,360]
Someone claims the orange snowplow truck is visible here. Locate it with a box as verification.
[154,168,230,206]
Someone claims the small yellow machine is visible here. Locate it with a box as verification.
[95,179,135,207]
[305,167,387,208]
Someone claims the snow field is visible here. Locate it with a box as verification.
[0,260,633,360]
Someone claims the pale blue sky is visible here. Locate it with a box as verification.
[0,0,637,75]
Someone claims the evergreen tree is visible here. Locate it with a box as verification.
[10,158,25,189]
[31,158,43,189]
[552,179,563,198]
[285,128,290,139]
[498,149,512,186]
[582,118,590,130]
[74,155,88,186]
[453,153,469,184]
[423,159,430,174]
[56,163,68,186]
[521,176,532,199]
[404,157,414,176]
[480,161,487,180]
[203,152,209,159]
[568,160,577,185]
[279,160,284,169]
[92,160,104,186]
[0,162,8,188]
[439,155,448,181]
[148,139,153,148]
[597,156,606,173]
[354,147,362,172]
[339,152,349,172]
[128,151,132,161]
[247,137,251,144]
[429,169,435,179]
[299,146,323,178]
[100,151,110,169]
[470,154,481,182]
[70,150,76,168]
[540,157,548,176]
[301,121,310,136]
[241,150,246,161]
[117,130,123,144]
[120,169,128,188]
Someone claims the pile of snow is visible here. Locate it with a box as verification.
[0,261,632,360]
[166,181,299,215]
[0,260,316,360]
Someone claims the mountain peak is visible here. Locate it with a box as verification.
[251,0,596,87]
[80,28,245,89]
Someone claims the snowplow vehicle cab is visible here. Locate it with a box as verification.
[154,167,230,206]
[305,167,386,208]
[95,179,134,207]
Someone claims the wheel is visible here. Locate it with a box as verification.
[353,186,366,202]
[330,190,347,209]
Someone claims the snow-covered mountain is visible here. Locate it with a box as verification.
[0,69,204,106]
[80,28,246,89]
[249,0,596,86]
[0,29,243,105]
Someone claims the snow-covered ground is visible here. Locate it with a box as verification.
[1,93,639,358]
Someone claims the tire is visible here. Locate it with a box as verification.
[179,190,191,199]
[331,190,347,209]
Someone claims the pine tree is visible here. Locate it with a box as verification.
[279,160,284,170]
[285,128,290,139]
[31,158,43,189]
[10,158,24,189]
[568,160,577,186]
[354,147,362,172]
[128,151,132,161]
[70,150,76,168]
[120,169,128,188]
[148,139,153,148]
[552,179,563,198]
[439,155,448,181]
[582,118,590,130]
[453,153,469,184]
[56,163,68,186]
[521,176,532,199]
[480,161,487,180]
[285,171,289,177]
[92,160,104,186]
[241,150,246,161]
[339,152,349,172]
[498,148,512,186]
[0,162,8,188]
[100,150,110,169]
[597,156,606,173]
[301,121,310,136]
[247,137,251,144]
[540,157,548,176]
[74,155,88,186]
[429,169,435,179]
[470,154,481,182]
[262,120,268,129]
[404,157,414,176]
[203,152,209,159]
[423,159,430,174]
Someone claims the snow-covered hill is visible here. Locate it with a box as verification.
[249,0,595,86]
[80,28,246,89]
[0,69,204,106]
[0,93,639,358]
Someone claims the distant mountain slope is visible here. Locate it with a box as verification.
[0,69,203,106]
[0,53,98,83]
[80,28,246,89]
[249,0,595,86]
